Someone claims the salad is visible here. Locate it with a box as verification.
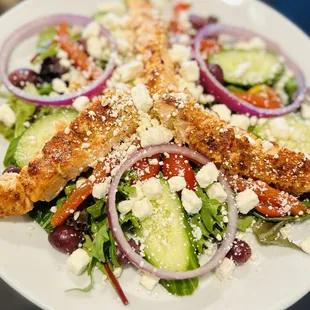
[1,0,310,306]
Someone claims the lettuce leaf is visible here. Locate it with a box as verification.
[252,219,302,251]
[237,215,255,232]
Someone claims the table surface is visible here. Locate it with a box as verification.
[1,0,310,309]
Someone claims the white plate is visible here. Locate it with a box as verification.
[0,0,310,309]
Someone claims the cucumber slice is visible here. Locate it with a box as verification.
[251,114,310,153]
[209,49,283,87]
[137,179,199,296]
[15,109,77,167]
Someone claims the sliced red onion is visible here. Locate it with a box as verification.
[0,14,117,106]
[193,23,307,117]
[107,144,237,280]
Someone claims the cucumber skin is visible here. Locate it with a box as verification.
[209,49,284,87]
[137,179,199,296]
[160,211,199,296]
[15,109,77,167]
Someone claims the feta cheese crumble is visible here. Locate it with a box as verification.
[169,44,191,63]
[300,236,310,255]
[230,114,250,130]
[119,60,143,82]
[236,189,259,214]
[180,60,200,82]
[82,21,101,39]
[140,272,159,291]
[72,96,91,112]
[215,258,235,282]
[92,177,111,199]
[168,176,186,192]
[132,197,153,220]
[67,249,90,275]
[206,182,227,203]
[211,104,231,122]
[181,188,202,214]
[52,78,67,93]
[140,125,173,147]
[130,182,145,201]
[142,177,163,200]
[131,84,153,112]
[118,200,134,215]
[196,163,219,188]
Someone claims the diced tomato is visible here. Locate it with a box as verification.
[162,154,196,190]
[232,84,282,109]
[133,154,161,181]
[174,2,191,13]
[255,203,282,217]
[170,2,191,33]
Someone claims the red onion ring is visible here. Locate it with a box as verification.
[0,14,117,106]
[107,144,237,280]
[193,23,307,117]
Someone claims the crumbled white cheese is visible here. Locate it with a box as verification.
[67,249,90,275]
[300,236,310,255]
[87,37,102,59]
[72,96,90,112]
[131,84,153,112]
[142,177,163,200]
[140,272,159,291]
[168,176,186,192]
[57,49,68,59]
[169,44,191,63]
[130,182,145,201]
[52,78,67,93]
[99,13,123,30]
[97,2,126,15]
[196,162,219,188]
[119,60,143,82]
[269,117,290,139]
[207,182,227,203]
[118,200,134,215]
[262,140,274,153]
[59,58,71,68]
[211,104,232,122]
[192,226,202,240]
[230,114,250,130]
[301,104,310,119]
[236,189,259,214]
[200,94,215,105]
[50,206,57,213]
[180,60,199,82]
[0,103,16,127]
[140,125,173,147]
[82,21,101,39]
[215,258,235,282]
[132,197,153,220]
[92,177,111,199]
[280,223,292,239]
[113,267,122,278]
[181,188,202,214]
[76,177,87,189]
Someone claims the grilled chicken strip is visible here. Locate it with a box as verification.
[0,92,139,218]
[129,0,310,195]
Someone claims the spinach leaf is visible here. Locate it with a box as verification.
[196,186,226,238]
[253,211,310,223]
[32,41,58,65]
[3,135,21,167]
[92,222,110,262]
[28,202,54,233]
[87,200,106,219]
[109,230,120,267]
[252,219,302,251]
[120,213,141,230]
[117,170,137,200]
[66,273,93,293]
[285,76,298,100]
[237,215,255,232]
[37,83,53,96]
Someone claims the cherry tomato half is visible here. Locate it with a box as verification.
[162,154,196,190]
[133,154,161,181]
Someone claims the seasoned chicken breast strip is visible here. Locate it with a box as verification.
[129,0,310,195]
[0,93,139,217]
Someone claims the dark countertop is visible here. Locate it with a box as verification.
[0,0,310,309]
